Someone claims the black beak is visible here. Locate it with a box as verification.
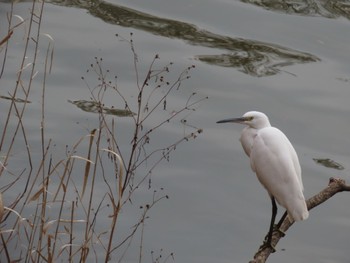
[216,117,247,124]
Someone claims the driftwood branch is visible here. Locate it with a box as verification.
[250,177,350,263]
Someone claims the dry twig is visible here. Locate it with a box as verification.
[250,177,350,263]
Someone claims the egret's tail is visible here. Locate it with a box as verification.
[288,201,309,221]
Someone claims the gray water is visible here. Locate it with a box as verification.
[1,1,350,262]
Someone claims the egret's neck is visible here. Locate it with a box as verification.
[249,119,271,130]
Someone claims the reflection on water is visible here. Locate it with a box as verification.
[241,0,350,19]
[193,37,317,77]
[68,99,136,117]
[45,0,319,77]
[313,158,345,170]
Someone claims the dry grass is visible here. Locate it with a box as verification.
[0,2,207,262]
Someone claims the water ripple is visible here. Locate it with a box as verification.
[46,0,320,77]
[241,0,350,20]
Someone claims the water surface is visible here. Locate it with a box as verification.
[1,0,350,262]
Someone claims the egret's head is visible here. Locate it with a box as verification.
[216,111,271,129]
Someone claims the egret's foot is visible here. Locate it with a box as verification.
[273,223,286,237]
[264,224,285,240]
[258,239,276,253]
[275,227,285,237]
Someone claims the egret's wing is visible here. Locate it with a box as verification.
[250,127,308,220]
[286,136,303,190]
[239,127,257,157]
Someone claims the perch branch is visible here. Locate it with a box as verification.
[249,177,350,263]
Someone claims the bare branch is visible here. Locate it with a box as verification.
[250,177,350,263]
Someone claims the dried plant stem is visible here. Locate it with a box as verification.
[1,20,205,261]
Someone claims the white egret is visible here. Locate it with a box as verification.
[217,111,308,248]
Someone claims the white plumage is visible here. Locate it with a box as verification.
[217,111,308,246]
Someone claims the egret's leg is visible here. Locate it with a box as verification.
[260,197,277,252]
[276,211,288,229]
[267,197,278,245]
[273,211,288,237]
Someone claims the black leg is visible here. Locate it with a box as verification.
[276,210,288,229]
[267,197,277,245]
[272,210,288,238]
[259,197,278,252]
